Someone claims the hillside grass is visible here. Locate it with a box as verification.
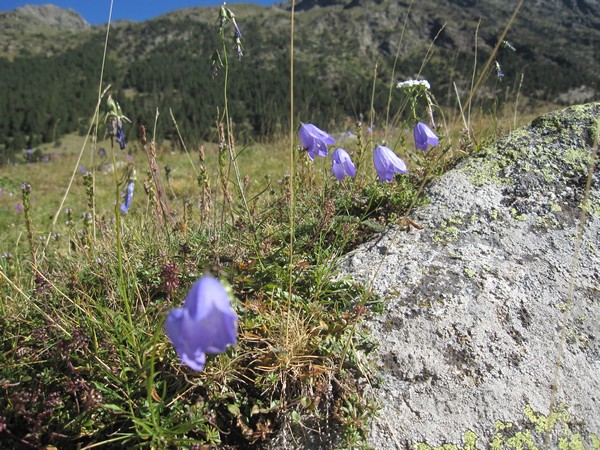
[0,103,533,449]
[0,96,545,252]
[0,133,292,251]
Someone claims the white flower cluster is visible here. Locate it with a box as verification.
[396,79,431,91]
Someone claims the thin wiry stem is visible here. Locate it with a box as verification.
[286,0,296,351]
[169,108,198,178]
[545,118,598,449]
[111,126,139,369]
[384,0,413,137]
[417,22,446,78]
[43,0,116,256]
[219,26,253,228]
[459,0,526,135]
[368,62,378,138]
[513,72,524,130]
[142,110,174,228]
[389,22,446,130]
[454,81,469,131]
[0,268,70,336]
[467,19,481,131]
[100,0,139,368]
[90,0,114,242]
[42,85,111,256]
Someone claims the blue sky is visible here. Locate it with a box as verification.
[2,1,277,25]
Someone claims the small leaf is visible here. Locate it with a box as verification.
[151,386,161,402]
[291,410,301,423]
[300,397,312,409]
[103,404,125,412]
[228,403,241,417]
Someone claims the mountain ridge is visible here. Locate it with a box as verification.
[0,3,89,31]
[0,0,598,159]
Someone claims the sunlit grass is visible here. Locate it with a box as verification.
[0,110,556,449]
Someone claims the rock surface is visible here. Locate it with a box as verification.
[340,103,600,448]
[0,4,89,31]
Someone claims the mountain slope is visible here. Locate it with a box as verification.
[0,0,598,159]
[0,3,90,30]
[0,4,90,58]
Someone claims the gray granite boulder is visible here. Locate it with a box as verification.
[341,103,600,448]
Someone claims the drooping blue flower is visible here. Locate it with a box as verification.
[299,123,335,160]
[234,36,244,60]
[331,148,356,181]
[232,17,242,40]
[495,61,504,80]
[116,122,126,150]
[106,94,130,149]
[218,6,243,60]
[166,275,238,371]
[120,182,134,213]
[413,122,439,151]
[373,145,407,182]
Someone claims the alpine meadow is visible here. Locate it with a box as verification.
[0,0,598,448]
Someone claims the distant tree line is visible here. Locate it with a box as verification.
[0,40,129,163]
[0,35,394,164]
[1,12,595,165]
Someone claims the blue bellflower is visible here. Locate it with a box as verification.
[106,94,129,149]
[232,17,242,39]
[219,6,243,60]
[231,17,243,60]
[120,182,134,213]
[331,148,356,181]
[234,36,244,60]
[299,123,335,160]
[116,122,126,150]
[413,122,439,151]
[373,145,407,182]
[495,61,504,80]
[166,275,237,371]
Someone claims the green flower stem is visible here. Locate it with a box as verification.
[21,183,36,265]
[111,140,140,369]
[219,26,253,227]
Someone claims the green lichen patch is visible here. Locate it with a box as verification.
[415,404,600,450]
[458,103,599,226]
[432,225,460,243]
[432,213,465,243]
[415,430,478,450]
[465,103,598,186]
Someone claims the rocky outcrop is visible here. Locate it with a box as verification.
[0,4,89,31]
[341,103,599,448]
